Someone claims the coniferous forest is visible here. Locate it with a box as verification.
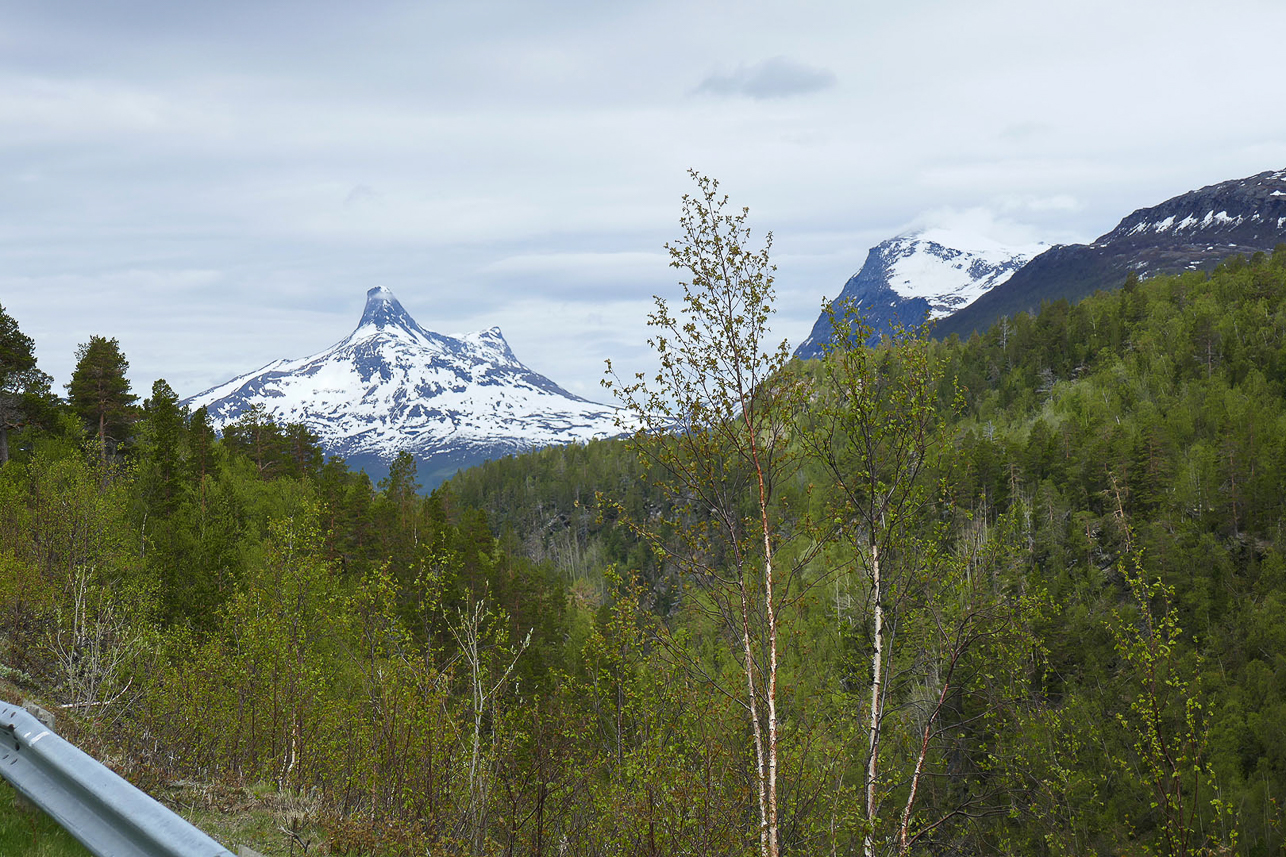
[4,189,1286,855]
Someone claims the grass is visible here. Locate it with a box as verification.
[0,777,332,857]
[162,779,332,856]
[0,683,358,856]
[0,781,93,857]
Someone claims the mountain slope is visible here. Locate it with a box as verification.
[185,287,621,483]
[794,229,1042,359]
[935,168,1286,339]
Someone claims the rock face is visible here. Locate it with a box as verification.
[185,286,622,484]
[935,168,1286,339]
[794,229,1042,359]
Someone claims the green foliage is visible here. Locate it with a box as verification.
[1108,557,1236,855]
[447,438,660,604]
[65,336,137,458]
[221,405,323,481]
[8,210,1286,856]
[605,171,815,857]
[0,302,55,466]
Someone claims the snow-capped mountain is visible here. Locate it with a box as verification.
[936,168,1286,339]
[794,230,1044,359]
[185,286,622,484]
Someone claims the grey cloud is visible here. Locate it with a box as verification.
[344,184,381,207]
[695,57,837,100]
[998,121,1052,142]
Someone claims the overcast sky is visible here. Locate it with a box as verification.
[3,0,1286,402]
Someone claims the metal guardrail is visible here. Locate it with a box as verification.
[0,700,234,857]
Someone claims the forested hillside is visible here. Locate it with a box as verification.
[4,244,1286,855]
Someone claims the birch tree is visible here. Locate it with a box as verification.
[445,597,530,854]
[604,171,811,857]
[801,311,1038,855]
[1108,556,1237,856]
[799,313,943,855]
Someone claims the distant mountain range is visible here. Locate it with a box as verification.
[800,168,1286,351]
[184,169,1286,486]
[185,287,622,485]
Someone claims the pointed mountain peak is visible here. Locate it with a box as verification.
[184,285,621,486]
[358,286,420,333]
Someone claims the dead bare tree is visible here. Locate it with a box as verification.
[445,597,530,854]
[50,565,146,727]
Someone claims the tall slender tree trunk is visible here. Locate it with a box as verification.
[762,513,780,857]
[766,553,776,854]
[864,541,884,857]
[747,409,780,857]
[740,582,770,857]
[899,659,956,854]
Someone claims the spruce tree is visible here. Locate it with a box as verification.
[67,335,138,458]
[188,406,217,495]
[0,302,53,465]
[138,379,189,515]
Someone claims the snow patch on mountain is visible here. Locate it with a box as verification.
[794,229,1043,359]
[880,228,1046,318]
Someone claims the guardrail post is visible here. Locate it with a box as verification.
[21,700,54,731]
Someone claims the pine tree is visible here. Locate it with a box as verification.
[67,336,138,459]
[0,302,54,465]
[282,422,323,479]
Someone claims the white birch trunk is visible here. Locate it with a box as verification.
[765,552,780,857]
[863,541,884,857]
[740,585,770,857]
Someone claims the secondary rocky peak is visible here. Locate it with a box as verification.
[794,229,1040,359]
[460,326,517,363]
[1099,168,1286,248]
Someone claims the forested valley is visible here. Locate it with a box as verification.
[4,232,1286,854]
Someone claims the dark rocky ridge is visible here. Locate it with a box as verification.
[935,169,1286,340]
